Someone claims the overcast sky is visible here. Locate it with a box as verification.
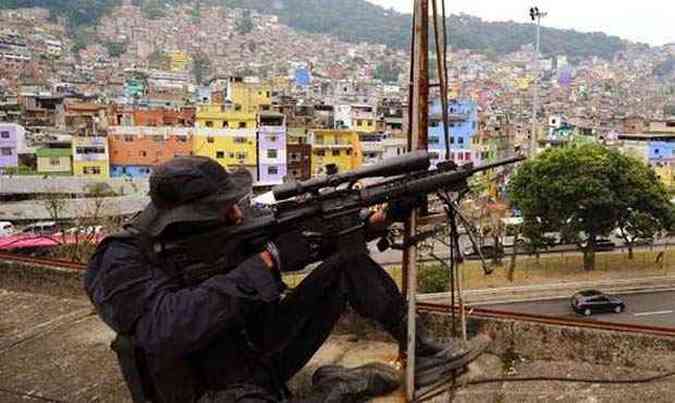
[366,0,675,46]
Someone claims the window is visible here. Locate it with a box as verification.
[465,152,471,160]
[140,151,147,157]
[357,120,363,126]
[205,121,214,128]
[332,150,340,156]
[228,152,235,159]
[236,152,247,160]
[234,137,247,144]
[346,149,352,156]
[269,136,278,143]
[367,120,373,126]
[152,135,163,142]
[315,150,326,157]
[49,157,60,166]
[458,137,464,144]
[1,131,9,138]
[655,149,660,154]
[458,153,464,161]
[216,151,225,159]
[207,137,214,144]
[124,135,134,142]
[238,122,247,129]
[1,147,12,156]
[268,166,279,175]
[450,137,454,144]
[290,152,301,162]
[83,166,101,175]
[429,136,439,145]
[177,136,187,143]
[267,149,278,159]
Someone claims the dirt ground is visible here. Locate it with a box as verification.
[2,287,675,402]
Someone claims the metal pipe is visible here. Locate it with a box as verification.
[530,8,546,157]
[405,0,430,400]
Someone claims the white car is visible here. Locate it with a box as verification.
[0,221,15,238]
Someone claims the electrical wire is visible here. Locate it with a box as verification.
[416,371,675,402]
[0,387,67,403]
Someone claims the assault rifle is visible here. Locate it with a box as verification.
[158,151,525,285]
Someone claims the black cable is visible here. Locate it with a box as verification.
[0,386,67,403]
[416,370,675,402]
[468,371,675,385]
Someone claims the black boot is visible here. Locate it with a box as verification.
[310,363,400,402]
[387,313,460,357]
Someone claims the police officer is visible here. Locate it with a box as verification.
[85,156,470,403]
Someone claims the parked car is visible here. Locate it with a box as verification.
[21,221,59,236]
[571,290,625,316]
[463,244,504,260]
[62,225,103,236]
[0,221,15,238]
[580,238,616,252]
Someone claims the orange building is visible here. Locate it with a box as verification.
[132,108,195,127]
[108,126,194,177]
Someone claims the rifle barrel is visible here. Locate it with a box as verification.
[273,150,431,200]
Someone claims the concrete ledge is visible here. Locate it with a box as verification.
[0,260,85,300]
[421,275,675,305]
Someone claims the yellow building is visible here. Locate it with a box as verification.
[169,50,191,73]
[351,104,377,134]
[353,118,376,133]
[654,163,675,191]
[227,77,272,113]
[516,76,532,91]
[36,148,72,175]
[72,136,109,178]
[193,128,258,180]
[195,104,257,129]
[310,129,362,175]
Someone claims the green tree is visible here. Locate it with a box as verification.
[374,62,401,83]
[508,144,674,271]
[192,52,211,85]
[235,9,254,34]
[104,41,127,58]
[142,0,165,19]
[148,49,170,70]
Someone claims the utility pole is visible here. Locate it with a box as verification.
[404,0,429,400]
[529,6,547,157]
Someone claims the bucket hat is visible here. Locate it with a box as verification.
[130,156,252,237]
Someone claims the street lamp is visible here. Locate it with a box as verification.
[529,6,547,157]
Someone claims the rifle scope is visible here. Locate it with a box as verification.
[273,150,431,201]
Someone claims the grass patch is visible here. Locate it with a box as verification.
[282,247,675,291]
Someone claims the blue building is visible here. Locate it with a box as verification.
[110,165,153,178]
[295,67,311,87]
[649,140,675,162]
[428,99,478,168]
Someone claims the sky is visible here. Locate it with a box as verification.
[366,0,675,46]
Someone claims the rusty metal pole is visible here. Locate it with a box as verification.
[405,0,429,400]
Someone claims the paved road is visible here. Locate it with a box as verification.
[370,236,674,267]
[483,290,675,328]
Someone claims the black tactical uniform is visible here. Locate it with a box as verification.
[85,156,465,403]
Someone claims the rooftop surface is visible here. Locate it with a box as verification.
[2,262,675,402]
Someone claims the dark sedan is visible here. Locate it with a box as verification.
[571,290,626,316]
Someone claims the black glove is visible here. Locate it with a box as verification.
[386,195,425,223]
[268,230,317,272]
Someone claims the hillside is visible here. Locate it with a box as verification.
[1,0,628,60]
